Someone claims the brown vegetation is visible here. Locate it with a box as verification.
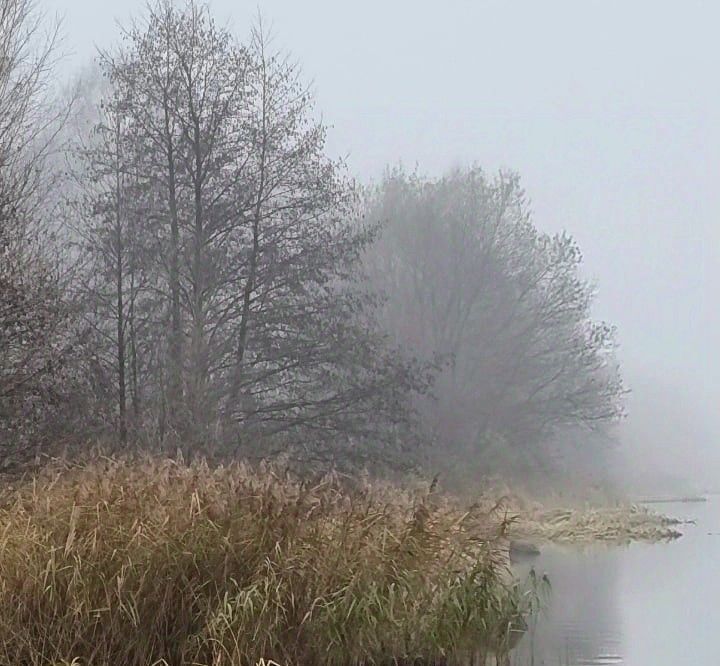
[0,457,541,665]
[510,504,683,543]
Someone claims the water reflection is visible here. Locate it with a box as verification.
[512,543,623,666]
[510,497,720,666]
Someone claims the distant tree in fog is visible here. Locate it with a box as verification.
[364,167,625,476]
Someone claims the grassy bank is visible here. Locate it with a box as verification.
[0,457,538,666]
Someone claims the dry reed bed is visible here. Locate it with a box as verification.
[510,504,683,543]
[460,479,683,545]
[0,458,533,666]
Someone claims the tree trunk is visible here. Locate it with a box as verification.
[164,98,184,433]
[114,132,127,446]
[229,51,268,417]
[189,114,208,444]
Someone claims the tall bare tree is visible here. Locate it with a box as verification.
[69,78,155,445]
[73,0,424,463]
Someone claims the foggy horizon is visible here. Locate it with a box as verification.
[46,0,720,488]
[4,2,720,663]
[47,0,720,484]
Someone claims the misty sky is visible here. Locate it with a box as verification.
[47,0,720,486]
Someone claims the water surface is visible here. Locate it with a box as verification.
[512,496,720,665]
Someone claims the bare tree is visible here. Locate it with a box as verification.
[214,23,426,461]
[82,1,244,445]
[0,0,82,466]
[72,0,424,463]
[69,79,154,445]
[365,166,625,477]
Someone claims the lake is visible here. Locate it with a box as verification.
[511,496,720,666]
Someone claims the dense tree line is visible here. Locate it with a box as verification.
[0,0,625,477]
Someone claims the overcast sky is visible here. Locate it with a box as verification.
[47,0,720,487]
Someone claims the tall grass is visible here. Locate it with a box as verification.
[0,457,535,665]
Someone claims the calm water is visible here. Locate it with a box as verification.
[511,496,720,666]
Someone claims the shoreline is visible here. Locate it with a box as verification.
[637,496,707,504]
[481,497,686,548]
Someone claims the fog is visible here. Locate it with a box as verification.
[37,0,720,489]
[3,3,720,662]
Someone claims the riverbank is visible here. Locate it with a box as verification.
[638,495,707,504]
[463,484,685,546]
[0,455,683,664]
[509,495,720,666]
[509,503,684,543]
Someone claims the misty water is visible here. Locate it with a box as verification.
[511,497,720,666]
